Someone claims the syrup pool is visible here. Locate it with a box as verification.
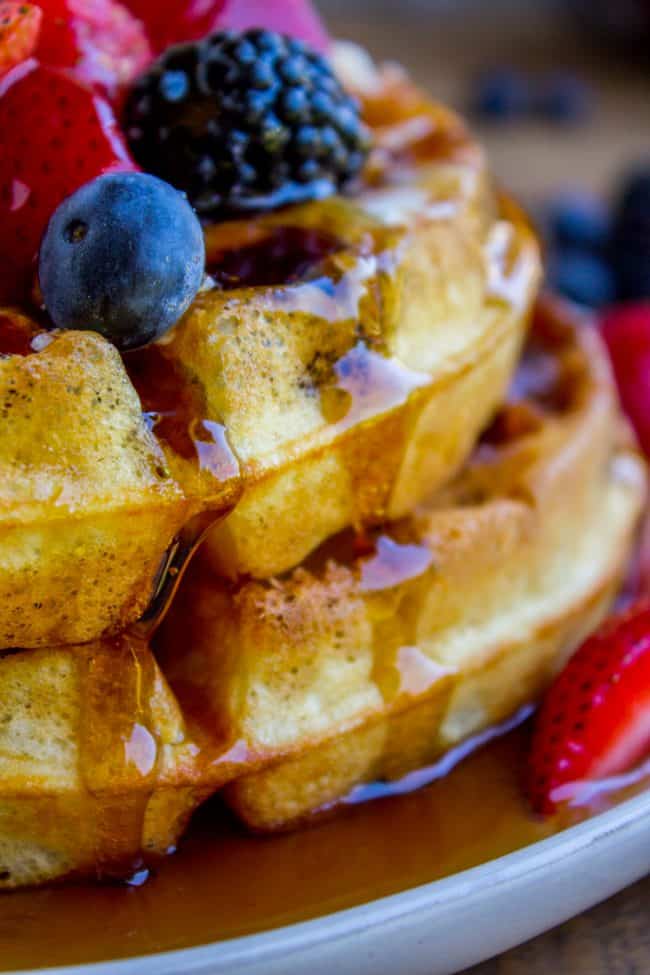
[0,720,648,972]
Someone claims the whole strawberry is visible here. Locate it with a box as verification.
[601,302,650,457]
[0,60,136,305]
[527,601,650,814]
[0,2,41,78]
[35,0,152,101]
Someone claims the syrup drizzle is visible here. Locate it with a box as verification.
[341,705,534,807]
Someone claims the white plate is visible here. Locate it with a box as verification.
[14,786,650,975]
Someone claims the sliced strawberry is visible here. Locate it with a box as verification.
[121,0,225,51]
[528,601,650,814]
[214,0,330,50]
[601,302,650,457]
[122,0,329,54]
[35,0,152,101]
[0,60,136,305]
[0,2,42,78]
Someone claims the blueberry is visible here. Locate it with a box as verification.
[535,73,592,124]
[611,250,650,301]
[39,172,205,351]
[471,69,531,122]
[547,249,615,308]
[610,164,650,300]
[548,191,610,251]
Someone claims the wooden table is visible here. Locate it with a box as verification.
[319,2,650,971]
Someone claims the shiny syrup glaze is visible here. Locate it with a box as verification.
[0,721,648,972]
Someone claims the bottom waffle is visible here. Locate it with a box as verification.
[0,297,645,886]
[159,296,645,829]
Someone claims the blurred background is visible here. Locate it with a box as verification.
[318,0,650,307]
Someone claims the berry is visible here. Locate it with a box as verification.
[600,301,650,456]
[547,249,614,308]
[527,601,650,815]
[124,29,371,219]
[39,172,205,350]
[0,2,41,78]
[212,0,329,52]
[471,68,531,122]
[610,166,650,301]
[535,72,592,124]
[35,0,152,101]
[121,0,329,55]
[548,191,610,252]
[0,61,136,306]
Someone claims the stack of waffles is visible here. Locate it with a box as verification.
[0,54,644,887]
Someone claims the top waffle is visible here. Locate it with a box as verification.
[0,59,541,650]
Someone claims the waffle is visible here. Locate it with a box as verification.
[0,66,540,651]
[159,297,646,830]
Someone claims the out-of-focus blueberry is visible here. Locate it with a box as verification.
[548,191,610,251]
[610,163,650,300]
[547,249,615,308]
[615,165,650,217]
[471,69,531,121]
[611,250,650,301]
[535,73,593,123]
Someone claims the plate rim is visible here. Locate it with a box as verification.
[8,785,650,975]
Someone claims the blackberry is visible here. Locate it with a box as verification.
[124,29,372,219]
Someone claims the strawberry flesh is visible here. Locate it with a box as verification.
[0,1,41,78]
[214,0,330,50]
[601,302,650,458]
[528,602,650,814]
[35,0,152,101]
[0,60,136,305]
[122,0,329,53]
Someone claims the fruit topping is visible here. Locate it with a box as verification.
[211,0,329,52]
[528,601,650,814]
[0,2,42,79]
[39,172,205,350]
[121,0,329,55]
[534,72,592,124]
[471,68,531,122]
[0,60,136,306]
[547,190,610,252]
[124,29,371,219]
[35,0,152,102]
[601,301,650,456]
[610,166,650,301]
[546,249,614,309]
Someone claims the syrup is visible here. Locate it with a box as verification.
[0,720,647,972]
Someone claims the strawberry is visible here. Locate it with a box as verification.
[601,302,650,458]
[527,601,650,814]
[213,0,329,50]
[0,60,136,305]
[35,0,152,101]
[120,0,226,51]
[0,2,41,77]
[122,0,329,54]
